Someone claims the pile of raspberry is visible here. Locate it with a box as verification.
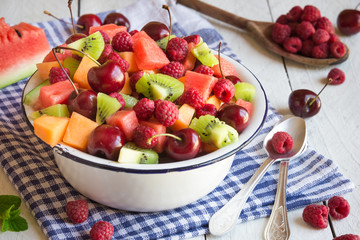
[272,5,346,59]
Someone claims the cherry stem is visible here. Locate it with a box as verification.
[43,10,84,29]
[51,48,79,95]
[68,0,76,34]
[147,133,182,145]
[162,5,172,50]
[218,42,225,79]
[308,78,332,106]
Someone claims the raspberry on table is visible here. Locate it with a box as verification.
[109,92,125,110]
[328,195,350,219]
[271,131,294,154]
[330,41,346,58]
[296,21,315,40]
[286,6,303,22]
[155,100,179,127]
[327,68,345,85]
[90,221,114,240]
[106,52,130,73]
[183,34,202,45]
[133,125,158,149]
[213,79,235,103]
[178,88,205,109]
[302,204,329,229]
[301,5,321,23]
[160,61,185,79]
[312,29,330,45]
[97,30,111,44]
[129,71,144,92]
[333,234,360,240]
[166,37,189,62]
[112,31,133,52]
[272,23,291,44]
[194,65,215,76]
[301,39,315,57]
[316,17,335,34]
[49,67,71,84]
[283,37,302,53]
[312,42,329,59]
[196,103,217,118]
[133,98,155,120]
[65,199,88,224]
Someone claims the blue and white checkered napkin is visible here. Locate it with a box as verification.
[0,0,354,239]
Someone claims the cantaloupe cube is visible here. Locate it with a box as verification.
[36,61,63,81]
[140,119,166,153]
[106,109,139,141]
[177,76,186,83]
[119,51,139,73]
[73,56,97,90]
[119,72,132,95]
[34,115,69,147]
[206,95,223,110]
[170,104,196,132]
[63,112,99,151]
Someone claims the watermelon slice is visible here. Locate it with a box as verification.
[184,71,218,100]
[39,80,78,108]
[0,18,50,89]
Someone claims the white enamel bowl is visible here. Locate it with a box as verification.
[22,55,268,212]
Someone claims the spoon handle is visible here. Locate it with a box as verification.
[209,157,276,236]
[264,160,290,240]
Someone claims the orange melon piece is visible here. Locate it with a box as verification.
[119,72,131,95]
[63,112,99,151]
[89,24,127,39]
[140,119,166,153]
[211,56,238,78]
[235,98,253,116]
[206,95,223,110]
[181,42,197,71]
[106,109,139,141]
[170,104,196,132]
[36,61,63,81]
[177,76,185,83]
[73,56,97,90]
[184,71,218,100]
[132,31,170,70]
[119,51,139,73]
[33,115,69,147]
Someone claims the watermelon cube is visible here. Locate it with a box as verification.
[106,109,139,141]
[184,71,218,100]
[39,80,77,108]
[211,56,238,78]
[89,24,127,39]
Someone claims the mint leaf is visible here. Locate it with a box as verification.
[1,219,10,232]
[0,195,21,216]
[0,204,14,220]
[10,209,21,218]
[8,216,28,232]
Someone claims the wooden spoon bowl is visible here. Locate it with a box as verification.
[178,0,349,66]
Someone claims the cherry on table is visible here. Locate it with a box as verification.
[288,89,321,118]
[103,12,130,30]
[337,4,360,35]
[77,14,102,35]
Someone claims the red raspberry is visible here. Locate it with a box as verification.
[183,34,202,45]
[271,131,294,154]
[133,125,158,149]
[312,42,329,59]
[328,196,350,219]
[90,221,114,240]
[109,92,125,110]
[106,52,129,73]
[334,234,360,240]
[301,5,321,23]
[283,37,302,53]
[97,30,111,44]
[166,37,189,62]
[130,71,144,92]
[160,61,185,79]
[65,199,88,224]
[302,204,329,229]
[301,39,315,57]
[286,6,303,22]
[196,103,217,118]
[133,98,155,120]
[296,21,315,40]
[313,29,330,45]
[327,68,345,85]
[49,67,70,84]
[155,100,179,127]
[98,44,114,64]
[194,65,214,75]
[330,41,346,58]
[329,33,340,43]
[316,17,335,34]
[178,88,205,109]
[213,79,235,103]
[272,23,291,44]
[287,22,298,35]
[129,29,139,36]
[112,31,133,52]
[276,15,288,25]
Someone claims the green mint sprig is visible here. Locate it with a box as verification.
[0,195,28,232]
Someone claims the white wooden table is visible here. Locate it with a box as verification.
[1,0,359,239]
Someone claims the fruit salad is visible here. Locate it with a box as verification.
[23,20,257,164]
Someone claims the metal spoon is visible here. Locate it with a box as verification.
[263,116,307,240]
[208,116,307,236]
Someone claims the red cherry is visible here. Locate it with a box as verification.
[65,33,87,44]
[337,8,360,35]
[103,12,130,30]
[217,104,250,134]
[288,89,321,118]
[141,21,169,41]
[68,90,97,121]
[77,14,102,35]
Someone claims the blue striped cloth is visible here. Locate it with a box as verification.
[0,0,354,239]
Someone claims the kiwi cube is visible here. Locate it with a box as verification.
[191,42,219,67]
[118,143,158,164]
[96,92,122,124]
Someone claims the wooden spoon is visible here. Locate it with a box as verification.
[177,0,349,66]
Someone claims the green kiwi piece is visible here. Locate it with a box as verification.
[63,57,80,78]
[29,104,69,120]
[23,79,50,106]
[96,92,122,124]
[135,73,184,102]
[189,115,238,148]
[119,93,138,108]
[156,35,176,50]
[118,142,159,164]
[191,42,219,67]
[234,82,256,102]
[67,31,105,60]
